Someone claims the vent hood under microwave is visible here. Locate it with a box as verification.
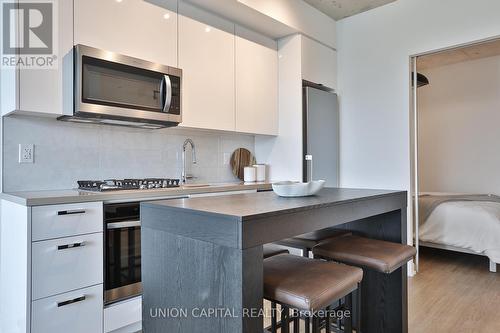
[58,45,182,129]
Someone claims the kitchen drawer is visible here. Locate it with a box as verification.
[104,296,142,333]
[32,202,103,241]
[32,232,103,300]
[32,284,103,333]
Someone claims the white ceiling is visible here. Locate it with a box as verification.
[303,0,397,21]
[418,39,500,70]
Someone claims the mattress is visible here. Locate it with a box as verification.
[419,198,500,263]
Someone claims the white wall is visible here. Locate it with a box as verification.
[3,116,254,192]
[418,56,500,194]
[337,0,500,241]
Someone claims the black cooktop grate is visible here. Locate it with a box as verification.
[77,178,180,191]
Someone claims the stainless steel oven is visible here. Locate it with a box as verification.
[104,197,187,305]
[104,202,142,304]
[59,44,182,129]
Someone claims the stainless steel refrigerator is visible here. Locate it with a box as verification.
[302,84,339,187]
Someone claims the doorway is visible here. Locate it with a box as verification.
[410,37,500,272]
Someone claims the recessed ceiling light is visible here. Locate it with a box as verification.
[163,13,170,19]
[205,26,211,33]
[115,0,123,3]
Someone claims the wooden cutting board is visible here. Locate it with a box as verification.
[230,148,256,180]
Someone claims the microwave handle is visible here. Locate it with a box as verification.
[161,75,172,113]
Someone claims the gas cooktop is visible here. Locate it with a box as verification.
[77,178,180,192]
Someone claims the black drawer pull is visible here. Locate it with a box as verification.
[57,295,86,307]
[57,241,86,250]
[57,209,86,216]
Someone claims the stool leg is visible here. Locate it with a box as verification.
[282,306,290,333]
[271,302,278,333]
[356,283,362,333]
[336,299,342,329]
[292,309,300,333]
[344,293,353,333]
[325,306,331,333]
[305,316,311,333]
[293,318,299,332]
[312,315,320,333]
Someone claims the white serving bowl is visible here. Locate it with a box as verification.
[272,180,326,197]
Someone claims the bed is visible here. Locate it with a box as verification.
[418,193,500,272]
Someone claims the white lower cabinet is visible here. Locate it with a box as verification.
[29,202,105,333]
[31,201,103,242]
[32,232,103,300]
[104,297,142,333]
[31,284,103,333]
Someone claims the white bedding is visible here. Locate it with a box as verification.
[419,200,500,263]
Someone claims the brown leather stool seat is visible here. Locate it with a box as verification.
[275,228,351,257]
[264,254,363,333]
[313,235,415,332]
[263,244,289,259]
[313,235,416,273]
[264,254,363,310]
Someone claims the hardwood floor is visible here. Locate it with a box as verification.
[409,247,500,333]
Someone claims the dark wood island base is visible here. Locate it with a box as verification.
[141,188,408,333]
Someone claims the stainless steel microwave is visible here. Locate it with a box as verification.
[59,44,182,129]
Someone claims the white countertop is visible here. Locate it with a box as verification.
[1,182,273,206]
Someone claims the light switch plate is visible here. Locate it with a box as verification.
[19,144,34,163]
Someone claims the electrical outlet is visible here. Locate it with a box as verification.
[19,144,34,163]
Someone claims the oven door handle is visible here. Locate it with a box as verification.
[106,220,141,229]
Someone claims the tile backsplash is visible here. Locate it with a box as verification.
[3,115,255,192]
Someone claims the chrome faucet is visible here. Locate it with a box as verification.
[182,138,197,184]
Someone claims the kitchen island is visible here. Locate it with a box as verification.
[141,188,408,333]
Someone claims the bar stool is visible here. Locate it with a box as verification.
[263,244,289,333]
[264,254,363,333]
[312,234,416,332]
[275,228,351,257]
[263,244,289,259]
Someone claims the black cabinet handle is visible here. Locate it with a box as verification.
[57,295,86,307]
[57,241,86,250]
[57,209,86,216]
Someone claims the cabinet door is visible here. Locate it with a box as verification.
[32,201,103,241]
[18,0,73,115]
[301,36,337,90]
[74,0,177,66]
[31,284,103,333]
[178,6,235,131]
[32,232,103,300]
[235,27,278,135]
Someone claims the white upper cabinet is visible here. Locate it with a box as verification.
[301,36,337,90]
[178,4,235,131]
[1,0,281,135]
[1,0,73,116]
[235,26,278,135]
[74,0,177,67]
[2,0,177,117]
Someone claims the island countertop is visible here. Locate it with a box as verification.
[141,187,408,333]
[142,187,405,221]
